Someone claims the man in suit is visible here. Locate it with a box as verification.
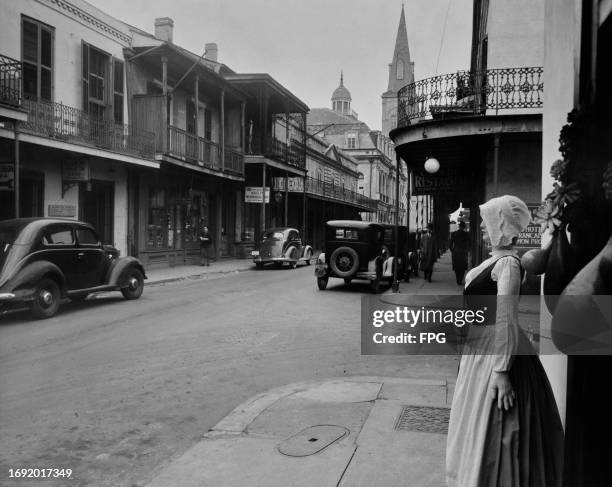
[450,221,471,285]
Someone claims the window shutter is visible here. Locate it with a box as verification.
[82,41,89,113]
[113,58,124,124]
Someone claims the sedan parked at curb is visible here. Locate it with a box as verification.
[251,227,313,269]
[0,218,147,319]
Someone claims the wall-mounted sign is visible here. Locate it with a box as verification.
[515,205,542,248]
[413,170,474,195]
[0,164,14,191]
[62,160,90,182]
[245,187,270,203]
[272,177,304,192]
[48,204,77,218]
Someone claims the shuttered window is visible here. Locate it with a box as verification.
[22,16,54,101]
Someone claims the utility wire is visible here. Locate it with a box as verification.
[435,0,453,75]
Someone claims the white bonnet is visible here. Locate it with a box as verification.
[479,195,531,247]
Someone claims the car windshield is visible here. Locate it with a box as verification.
[262,231,284,241]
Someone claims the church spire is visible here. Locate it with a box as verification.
[387,3,414,93]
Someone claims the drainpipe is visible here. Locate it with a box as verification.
[220,89,225,171]
[261,162,266,237]
[493,134,500,197]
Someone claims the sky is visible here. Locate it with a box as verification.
[87,0,473,131]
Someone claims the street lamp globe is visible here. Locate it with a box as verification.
[424,157,440,174]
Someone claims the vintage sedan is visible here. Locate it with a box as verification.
[315,220,401,293]
[0,218,147,319]
[251,227,313,269]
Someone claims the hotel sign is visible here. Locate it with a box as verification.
[515,205,542,248]
[272,177,304,192]
[413,170,474,195]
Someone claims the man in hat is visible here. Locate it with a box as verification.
[450,221,471,285]
[420,224,438,282]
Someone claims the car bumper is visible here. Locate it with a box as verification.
[0,292,16,301]
[253,256,296,264]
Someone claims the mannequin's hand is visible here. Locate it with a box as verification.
[490,371,515,410]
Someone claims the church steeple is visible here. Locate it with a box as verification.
[387,4,414,93]
[382,4,414,134]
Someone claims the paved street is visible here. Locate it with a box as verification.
[0,265,458,487]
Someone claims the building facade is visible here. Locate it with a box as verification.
[0,0,158,257]
[390,0,545,259]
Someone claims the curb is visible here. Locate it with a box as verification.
[204,376,456,439]
[145,265,254,286]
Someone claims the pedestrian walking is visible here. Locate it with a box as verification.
[446,195,563,487]
[450,221,471,285]
[419,224,437,282]
[199,226,212,266]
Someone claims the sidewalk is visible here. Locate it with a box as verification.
[144,258,255,286]
[145,376,455,487]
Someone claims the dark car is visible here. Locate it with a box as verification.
[252,227,313,269]
[0,218,147,319]
[315,220,401,293]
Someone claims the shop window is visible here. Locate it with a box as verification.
[22,16,54,101]
[147,189,166,249]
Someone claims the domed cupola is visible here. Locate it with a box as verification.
[332,71,352,115]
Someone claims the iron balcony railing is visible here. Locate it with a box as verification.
[397,66,543,128]
[20,98,155,159]
[249,135,306,169]
[305,176,377,211]
[167,125,244,175]
[0,54,22,107]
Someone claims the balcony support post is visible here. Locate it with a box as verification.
[194,74,199,156]
[220,89,225,171]
[493,134,500,197]
[261,162,267,237]
[14,122,20,218]
[302,174,307,243]
[240,101,246,153]
[284,170,288,227]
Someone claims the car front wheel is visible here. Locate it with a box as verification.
[30,278,61,319]
[121,268,144,300]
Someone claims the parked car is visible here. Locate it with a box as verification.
[315,220,402,293]
[251,227,313,269]
[0,218,147,319]
[380,224,421,282]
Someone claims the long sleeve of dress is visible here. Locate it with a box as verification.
[490,256,521,372]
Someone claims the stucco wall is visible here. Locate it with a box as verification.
[486,0,544,69]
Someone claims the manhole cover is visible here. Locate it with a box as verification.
[394,405,450,434]
[277,425,349,457]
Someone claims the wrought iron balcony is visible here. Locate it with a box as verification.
[0,54,22,107]
[167,125,244,176]
[397,67,543,128]
[305,176,377,211]
[20,98,155,159]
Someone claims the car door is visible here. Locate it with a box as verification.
[75,225,108,288]
[40,224,79,289]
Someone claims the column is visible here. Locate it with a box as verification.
[220,89,225,171]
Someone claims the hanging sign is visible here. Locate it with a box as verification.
[62,160,90,182]
[245,186,270,203]
[0,164,14,191]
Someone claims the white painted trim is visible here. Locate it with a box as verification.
[0,128,159,168]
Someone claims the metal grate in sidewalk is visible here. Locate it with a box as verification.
[394,405,450,434]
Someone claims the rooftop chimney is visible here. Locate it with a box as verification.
[205,43,218,62]
[154,17,174,43]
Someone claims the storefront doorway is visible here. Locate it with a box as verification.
[80,179,114,245]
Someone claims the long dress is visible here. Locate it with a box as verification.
[446,249,564,487]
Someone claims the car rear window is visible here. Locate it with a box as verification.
[43,228,75,246]
[263,231,283,240]
[335,228,359,240]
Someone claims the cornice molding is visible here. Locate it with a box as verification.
[35,0,131,44]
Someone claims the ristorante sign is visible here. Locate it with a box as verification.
[413,170,474,195]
